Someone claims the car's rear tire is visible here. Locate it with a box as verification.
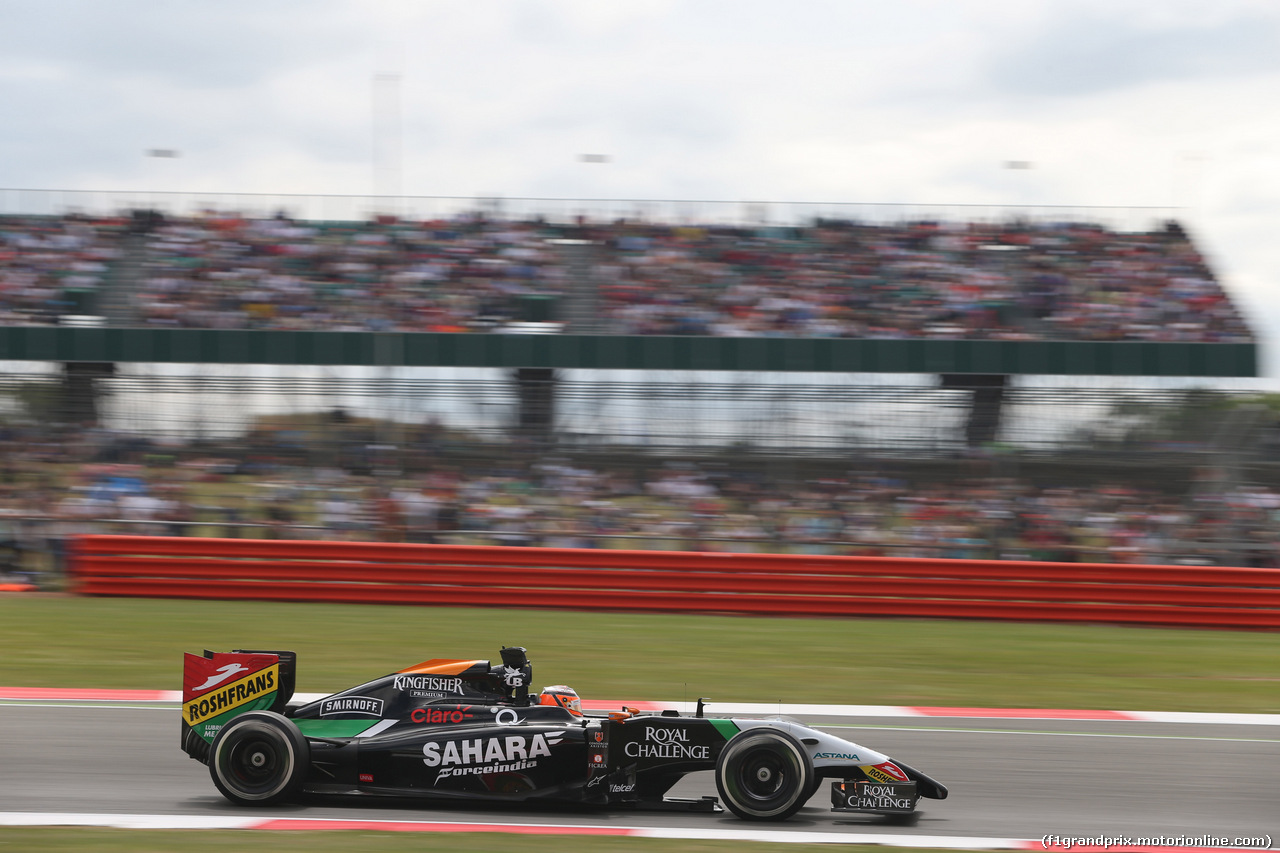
[209,711,309,805]
[715,729,814,821]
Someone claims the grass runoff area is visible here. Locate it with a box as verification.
[3,599,1275,853]
[2,596,1278,712]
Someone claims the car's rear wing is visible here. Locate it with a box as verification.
[181,649,297,761]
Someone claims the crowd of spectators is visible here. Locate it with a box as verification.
[592,219,1252,342]
[0,214,125,324]
[0,211,1254,343]
[133,214,571,331]
[2,422,1277,591]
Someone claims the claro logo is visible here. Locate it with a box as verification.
[410,706,474,724]
[423,732,564,781]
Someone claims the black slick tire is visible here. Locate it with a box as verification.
[209,711,309,806]
[715,728,814,821]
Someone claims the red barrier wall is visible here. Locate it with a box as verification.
[69,535,1280,629]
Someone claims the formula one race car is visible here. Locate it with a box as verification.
[181,647,947,821]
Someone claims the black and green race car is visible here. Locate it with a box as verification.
[181,646,947,821]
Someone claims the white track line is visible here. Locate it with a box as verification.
[3,687,1280,726]
[0,812,259,829]
[0,812,1031,847]
[6,814,1264,850]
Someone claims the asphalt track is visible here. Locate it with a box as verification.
[2,701,1277,846]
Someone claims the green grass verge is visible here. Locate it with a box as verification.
[3,596,1278,712]
[0,829,963,853]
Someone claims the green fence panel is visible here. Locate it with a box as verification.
[0,327,1258,377]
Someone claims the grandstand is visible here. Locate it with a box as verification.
[0,197,1255,343]
[0,190,1273,577]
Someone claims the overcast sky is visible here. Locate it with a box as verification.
[2,0,1278,378]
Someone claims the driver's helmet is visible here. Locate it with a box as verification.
[538,685,582,716]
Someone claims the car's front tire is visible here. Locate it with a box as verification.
[209,711,309,805]
[715,728,814,821]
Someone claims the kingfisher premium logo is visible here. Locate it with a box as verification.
[393,675,464,697]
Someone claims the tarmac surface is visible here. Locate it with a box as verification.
[2,701,1276,844]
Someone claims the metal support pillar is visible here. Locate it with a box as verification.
[60,361,115,425]
[513,367,557,443]
[940,374,1008,447]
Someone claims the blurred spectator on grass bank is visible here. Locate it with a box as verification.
[0,420,1277,582]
